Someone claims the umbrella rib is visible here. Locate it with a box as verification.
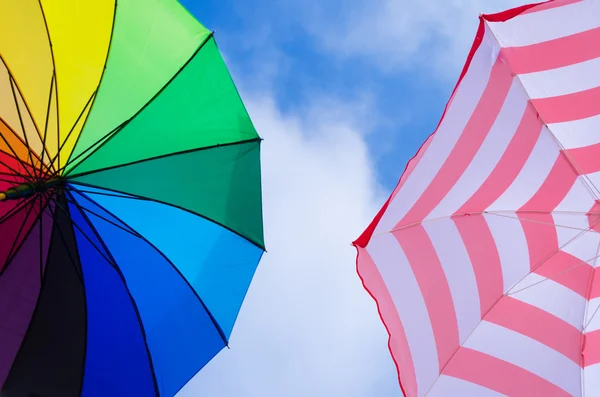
[422,213,600,396]
[487,211,594,232]
[0,149,31,183]
[0,196,50,283]
[50,1,117,174]
[484,20,600,203]
[39,70,56,176]
[65,190,161,397]
[63,187,149,200]
[4,197,38,263]
[35,192,49,282]
[0,148,32,182]
[0,197,40,278]
[505,215,600,298]
[0,194,37,226]
[0,55,55,179]
[376,210,600,239]
[42,194,89,397]
[584,307,600,337]
[61,189,143,239]
[0,163,30,184]
[584,239,600,331]
[581,238,600,393]
[3,30,55,178]
[68,176,265,251]
[0,118,37,181]
[69,185,231,347]
[5,200,59,394]
[39,194,45,282]
[52,122,123,178]
[507,252,599,296]
[0,170,18,177]
[65,137,261,180]
[549,136,600,201]
[37,0,59,177]
[45,91,97,175]
[0,113,29,157]
[6,59,58,177]
[59,31,215,176]
[63,195,122,265]
[8,76,38,179]
[46,197,85,285]
[0,128,34,182]
[0,177,20,184]
[585,304,600,331]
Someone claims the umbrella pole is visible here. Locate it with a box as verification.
[0,178,62,202]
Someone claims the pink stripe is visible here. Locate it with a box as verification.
[457,103,542,214]
[519,154,578,212]
[565,142,600,175]
[396,59,513,228]
[587,201,600,232]
[518,213,559,270]
[521,0,582,15]
[589,268,600,299]
[583,330,600,367]
[390,19,492,204]
[453,215,503,316]
[532,85,600,124]
[588,201,600,233]
[356,247,417,396]
[534,250,592,297]
[486,297,582,364]
[445,348,572,396]
[502,26,600,75]
[588,203,600,303]
[393,226,459,371]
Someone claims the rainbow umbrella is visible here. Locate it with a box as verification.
[0,1,264,396]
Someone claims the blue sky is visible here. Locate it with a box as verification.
[181,0,458,190]
[175,0,525,396]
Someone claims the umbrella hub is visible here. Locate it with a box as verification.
[0,177,63,202]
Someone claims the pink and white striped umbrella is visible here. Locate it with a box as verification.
[354,1,600,396]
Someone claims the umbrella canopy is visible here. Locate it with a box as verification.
[355,0,600,396]
[0,1,264,396]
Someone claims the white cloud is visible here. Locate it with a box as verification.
[177,93,400,396]
[300,0,525,77]
[176,2,535,395]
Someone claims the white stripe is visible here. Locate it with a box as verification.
[427,375,507,397]
[584,363,600,397]
[553,212,591,251]
[509,273,586,330]
[366,234,438,395]
[585,298,600,333]
[518,55,600,98]
[464,321,581,397]
[562,228,600,264]
[423,218,480,344]
[374,28,500,234]
[427,79,527,219]
[583,170,600,195]
[486,0,600,48]
[484,213,530,292]
[554,177,596,213]
[487,127,559,212]
[549,113,600,150]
